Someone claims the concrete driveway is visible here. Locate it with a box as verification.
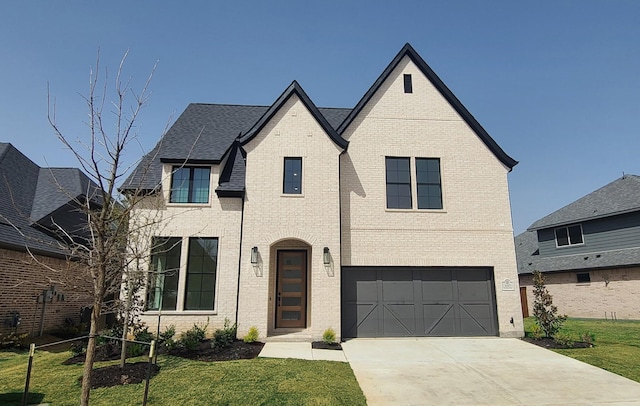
[342,337,640,405]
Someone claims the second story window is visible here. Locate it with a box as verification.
[283,157,302,194]
[555,224,584,247]
[416,158,442,209]
[386,157,412,209]
[170,166,210,203]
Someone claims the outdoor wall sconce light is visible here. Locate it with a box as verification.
[251,246,258,264]
[323,247,331,265]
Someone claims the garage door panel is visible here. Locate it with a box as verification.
[383,304,417,336]
[424,304,456,335]
[342,267,497,338]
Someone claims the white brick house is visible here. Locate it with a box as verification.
[123,44,523,340]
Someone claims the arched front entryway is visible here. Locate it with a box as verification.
[268,239,311,335]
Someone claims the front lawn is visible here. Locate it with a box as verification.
[0,348,366,405]
[524,317,640,383]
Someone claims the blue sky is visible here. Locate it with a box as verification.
[1,1,639,234]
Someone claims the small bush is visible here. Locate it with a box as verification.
[193,318,209,341]
[579,331,595,345]
[179,320,210,351]
[129,326,154,357]
[322,328,337,344]
[159,324,177,350]
[243,326,259,343]
[553,332,575,348]
[532,270,567,338]
[0,331,29,349]
[213,318,237,350]
[70,339,87,357]
[530,324,544,340]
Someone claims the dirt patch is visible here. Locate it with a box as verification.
[311,341,342,350]
[522,337,593,349]
[167,340,264,361]
[78,362,160,389]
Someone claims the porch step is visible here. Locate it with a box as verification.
[264,332,313,343]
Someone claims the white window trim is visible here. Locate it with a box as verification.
[554,224,585,248]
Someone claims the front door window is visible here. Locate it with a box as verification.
[276,251,307,328]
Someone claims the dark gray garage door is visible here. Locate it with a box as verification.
[341,267,498,338]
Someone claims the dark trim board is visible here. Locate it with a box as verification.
[341,266,498,338]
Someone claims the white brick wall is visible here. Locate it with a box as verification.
[237,94,343,341]
[340,56,523,337]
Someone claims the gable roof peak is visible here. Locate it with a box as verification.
[337,43,517,170]
[238,80,348,149]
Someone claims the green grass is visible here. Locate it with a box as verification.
[0,349,366,405]
[524,317,640,382]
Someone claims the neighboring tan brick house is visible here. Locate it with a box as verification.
[0,143,94,336]
[124,44,524,340]
[516,175,640,320]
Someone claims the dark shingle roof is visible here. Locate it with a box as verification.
[0,143,99,256]
[122,102,351,192]
[528,175,640,230]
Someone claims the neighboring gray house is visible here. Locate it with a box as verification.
[0,142,95,335]
[516,175,640,319]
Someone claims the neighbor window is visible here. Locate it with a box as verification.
[147,237,182,311]
[170,166,210,203]
[416,158,443,209]
[386,157,412,209]
[404,74,413,93]
[576,272,591,284]
[555,225,584,247]
[184,237,218,310]
[283,157,302,194]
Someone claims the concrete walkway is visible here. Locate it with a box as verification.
[342,337,640,405]
[258,342,347,362]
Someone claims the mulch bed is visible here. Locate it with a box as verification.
[522,337,593,349]
[311,341,342,350]
[64,340,264,389]
[166,340,264,361]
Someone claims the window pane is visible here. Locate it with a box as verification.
[416,158,442,209]
[386,157,412,209]
[555,228,569,246]
[283,158,302,194]
[185,237,218,310]
[170,166,210,203]
[569,225,583,244]
[148,237,182,310]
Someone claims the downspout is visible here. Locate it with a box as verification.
[234,195,245,328]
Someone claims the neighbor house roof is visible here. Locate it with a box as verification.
[122,43,516,193]
[528,175,640,231]
[515,230,640,275]
[0,142,99,257]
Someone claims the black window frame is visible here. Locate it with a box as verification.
[147,237,182,311]
[184,237,219,310]
[555,224,584,247]
[576,272,591,284]
[415,158,443,210]
[403,74,413,93]
[385,157,413,209]
[169,166,211,204]
[283,157,302,194]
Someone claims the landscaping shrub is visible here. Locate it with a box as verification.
[129,325,154,357]
[322,328,337,344]
[579,331,596,345]
[159,324,177,350]
[213,318,237,350]
[553,332,575,348]
[243,326,259,343]
[529,324,544,340]
[0,331,29,349]
[179,320,209,351]
[532,270,567,338]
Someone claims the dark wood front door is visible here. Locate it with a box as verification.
[276,250,307,328]
[520,286,529,318]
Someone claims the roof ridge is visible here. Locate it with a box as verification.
[190,102,270,108]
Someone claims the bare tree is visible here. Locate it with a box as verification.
[47,50,161,406]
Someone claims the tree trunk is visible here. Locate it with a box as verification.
[80,300,101,406]
[120,283,132,368]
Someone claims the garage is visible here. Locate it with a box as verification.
[341,267,498,338]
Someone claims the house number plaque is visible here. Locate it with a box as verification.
[501,278,515,291]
